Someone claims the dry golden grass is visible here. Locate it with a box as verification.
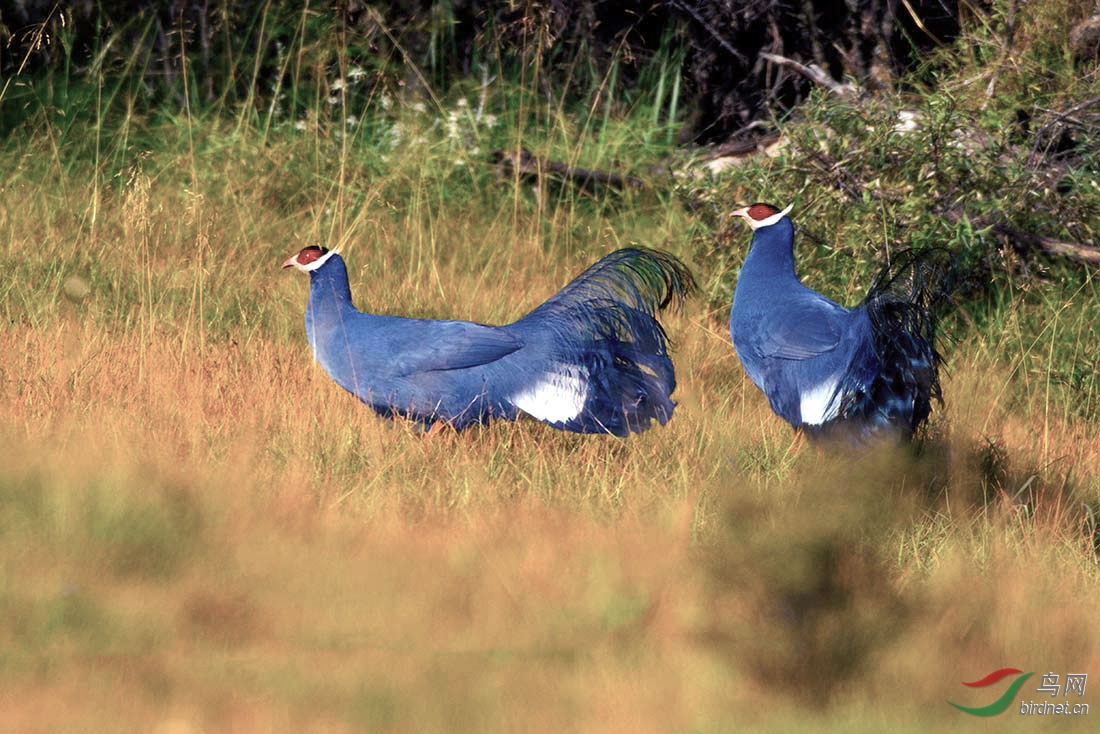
[3,283,1099,731]
[1,132,1098,732]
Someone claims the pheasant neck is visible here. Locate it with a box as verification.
[308,257,356,314]
[741,219,798,282]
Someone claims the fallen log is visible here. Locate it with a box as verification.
[993,223,1100,266]
[489,148,646,192]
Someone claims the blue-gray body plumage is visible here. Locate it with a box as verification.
[728,204,945,441]
[289,246,694,436]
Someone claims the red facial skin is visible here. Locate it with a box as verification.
[283,245,329,269]
[744,203,781,221]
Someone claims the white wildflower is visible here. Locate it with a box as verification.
[894,110,921,134]
[445,110,460,141]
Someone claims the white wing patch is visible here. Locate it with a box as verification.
[511,365,589,424]
[799,376,843,425]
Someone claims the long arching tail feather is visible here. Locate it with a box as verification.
[830,248,957,441]
[516,247,696,435]
[527,247,696,318]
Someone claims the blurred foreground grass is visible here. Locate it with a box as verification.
[2,7,1100,729]
[2,178,1098,730]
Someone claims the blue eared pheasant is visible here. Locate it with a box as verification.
[727,203,948,442]
[284,245,695,436]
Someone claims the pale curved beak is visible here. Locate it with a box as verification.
[282,255,298,269]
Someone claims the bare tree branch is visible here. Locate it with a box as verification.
[667,0,748,64]
[759,52,856,98]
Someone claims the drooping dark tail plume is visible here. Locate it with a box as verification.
[835,248,957,441]
[528,247,697,316]
[516,247,697,436]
